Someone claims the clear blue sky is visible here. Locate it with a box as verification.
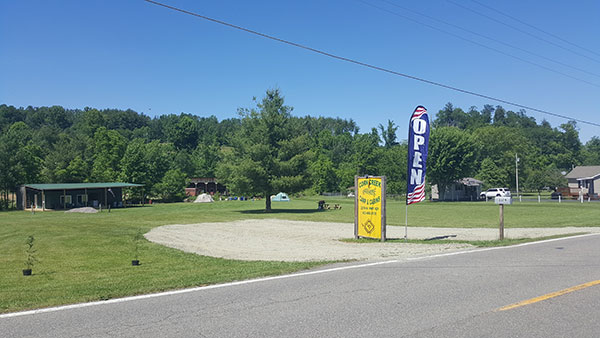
[1,0,598,142]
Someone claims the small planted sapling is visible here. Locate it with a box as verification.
[23,235,37,276]
[132,228,144,266]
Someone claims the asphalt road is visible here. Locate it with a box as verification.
[2,234,599,337]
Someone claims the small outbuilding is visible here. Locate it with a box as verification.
[271,192,290,202]
[431,178,483,201]
[17,182,143,210]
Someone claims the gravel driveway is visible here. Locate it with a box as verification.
[145,219,599,262]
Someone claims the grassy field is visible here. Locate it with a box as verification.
[1,196,599,313]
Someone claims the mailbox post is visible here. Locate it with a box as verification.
[495,196,512,240]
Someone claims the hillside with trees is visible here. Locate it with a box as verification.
[1,91,597,210]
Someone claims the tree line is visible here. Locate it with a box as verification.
[1,90,598,210]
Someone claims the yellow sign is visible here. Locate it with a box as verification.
[355,176,385,240]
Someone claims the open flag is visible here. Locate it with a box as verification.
[406,106,430,205]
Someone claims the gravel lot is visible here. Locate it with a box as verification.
[145,219,599,262]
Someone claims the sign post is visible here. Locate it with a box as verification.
[355,176,386,242]
[499,204,504,240]
[495,196,512,240]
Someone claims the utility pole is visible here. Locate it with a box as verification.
[515,153,520,197]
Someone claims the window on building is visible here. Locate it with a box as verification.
[77,194,88,204]
[60,195,72,205]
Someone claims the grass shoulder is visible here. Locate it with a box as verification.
[341,233,588,247]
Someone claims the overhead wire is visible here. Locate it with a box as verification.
[358,1,600,88]
[376,0,600,80]
[447,0,600,65]
[142,0,600,128]
[469,0,600,59]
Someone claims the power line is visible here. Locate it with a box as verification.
[376,0,600,80]
[359,0,600,88]
[142,0,600,128]
[469,0,600,59]
[447,0,600,65]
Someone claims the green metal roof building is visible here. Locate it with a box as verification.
[18,183,143,210]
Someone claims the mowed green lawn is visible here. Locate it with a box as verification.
[1,197,599,313]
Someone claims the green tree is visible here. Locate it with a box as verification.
[63,156,89,183]
[309,152,338,194]
[555,121,582,169]
[477,158,506,188]
[493,106,506,125]
[90,127,127,182]
[378,120,399,148]
[352,130,380,176]
[119,139,175,200]
[191,143,221,177]
[145,140,175,188]
[119,138,148,201]
[217,89,311,211]
[0,123,43,209]
[433,103,469,129]
[153,169,187,202]
[471,126,532,188]
[76,108,106,135]
[428,127,476,198]
[165,115,200,150]
[524,165,567,194]
[42,133,89,183]
[582,137,600,165]
[376,143,407,194]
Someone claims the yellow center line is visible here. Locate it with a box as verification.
[498,280,600,311]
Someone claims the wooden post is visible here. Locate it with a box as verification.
[104,188,108,209]
[499,204,504,240]
[42,190,45,211]
[21,187,26,211]
[63,189,66,209]
[354,175,358,239]
[381,176,386,242]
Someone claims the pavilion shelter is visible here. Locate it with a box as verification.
[17,183,143,210]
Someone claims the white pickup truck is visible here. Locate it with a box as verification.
[480,188,511,199]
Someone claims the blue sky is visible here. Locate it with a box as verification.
[1,0,598,142]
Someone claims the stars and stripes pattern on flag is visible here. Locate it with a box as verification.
[407,182,425,205]
[406,105,430,206]
[410,106,427,121]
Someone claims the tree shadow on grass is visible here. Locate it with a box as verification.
[238,209,322,214]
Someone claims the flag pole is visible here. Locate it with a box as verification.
[406,105,429,242]
[405,204,408,241]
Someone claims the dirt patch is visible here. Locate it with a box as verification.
[145,219,599,262]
